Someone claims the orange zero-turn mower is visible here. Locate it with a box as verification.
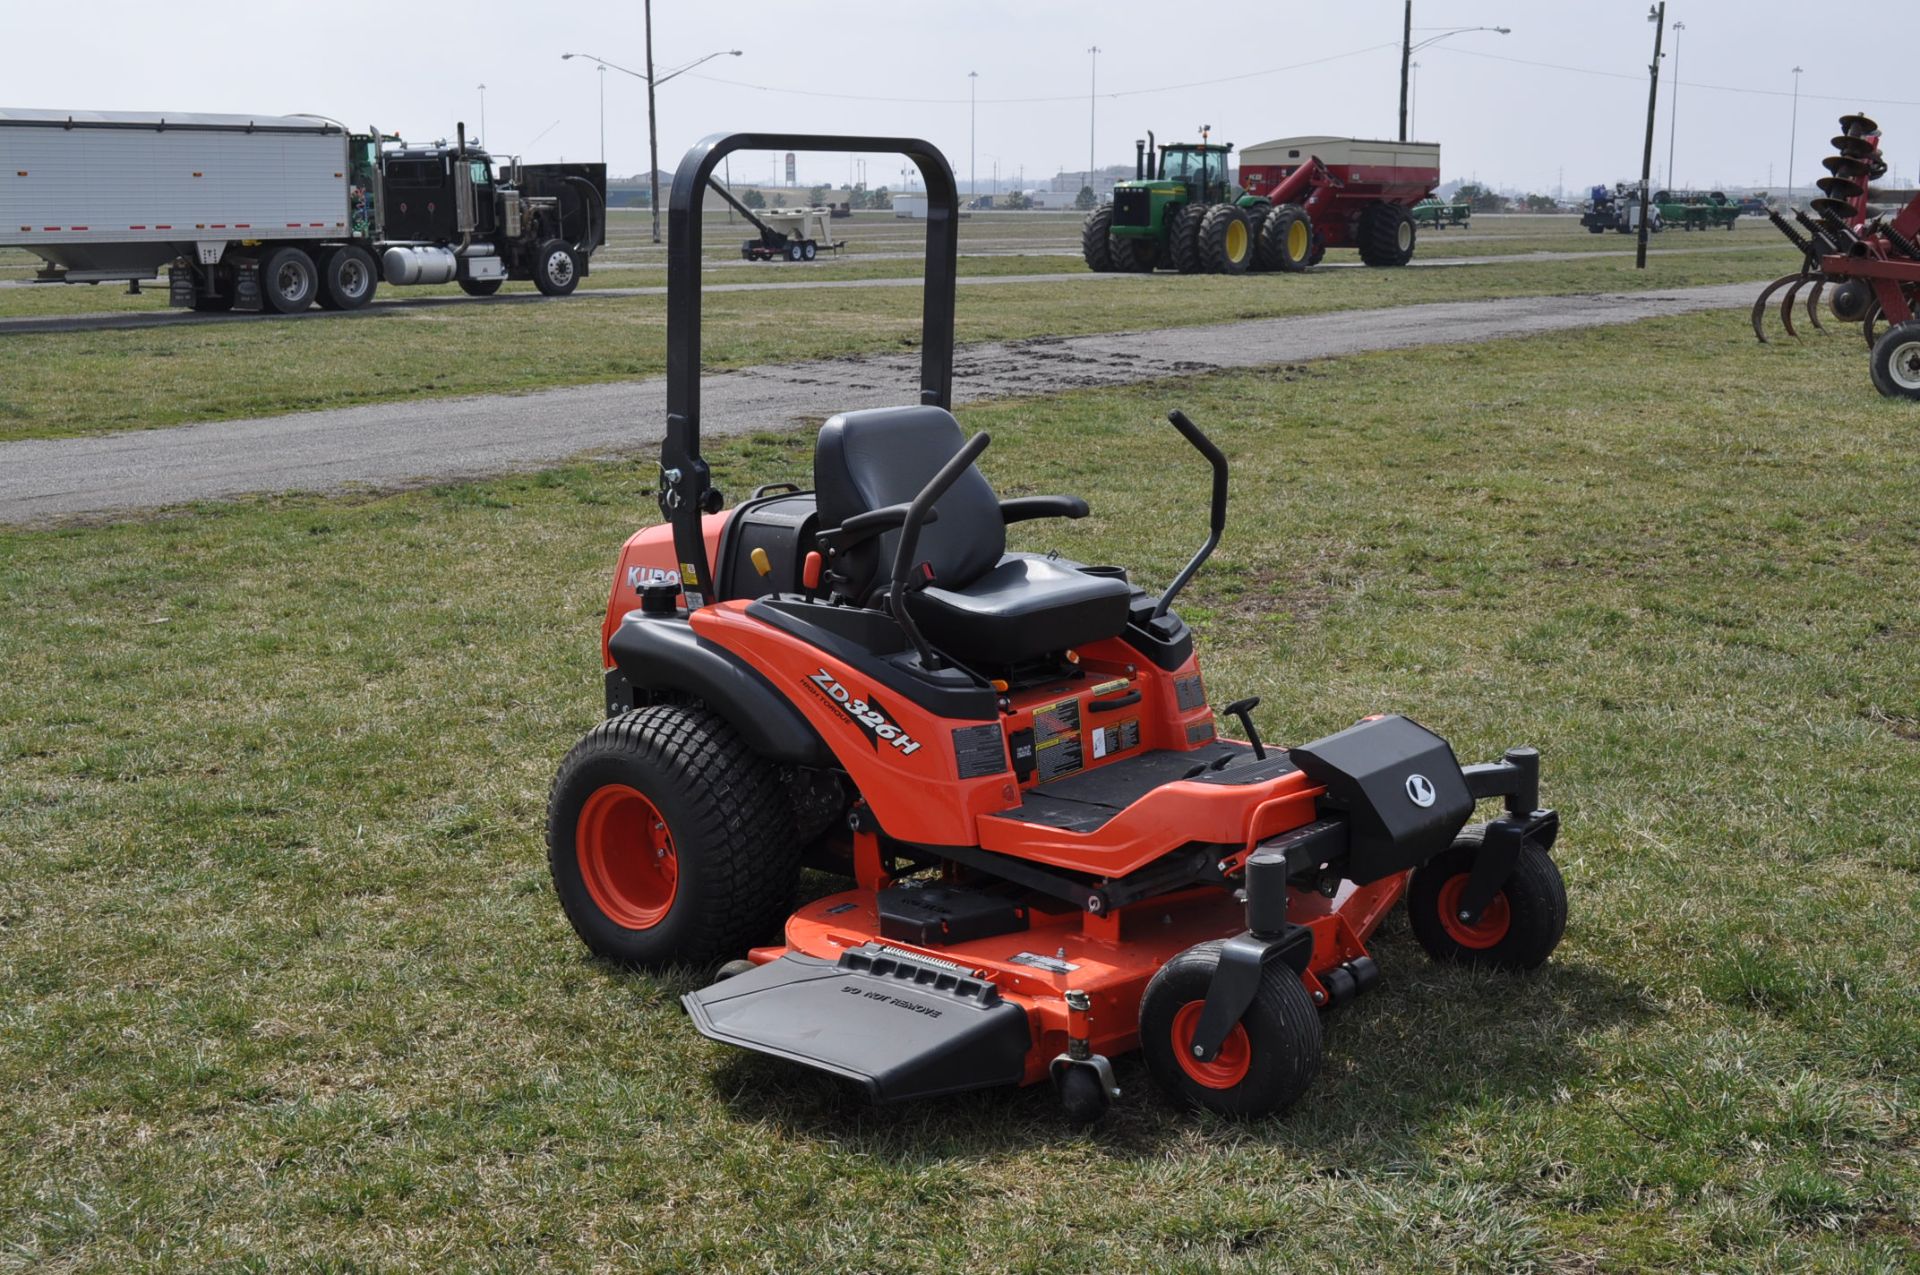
[546,133,1568,1123]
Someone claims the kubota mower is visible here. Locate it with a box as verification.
[546,132,1569,1122]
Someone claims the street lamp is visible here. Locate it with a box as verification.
[477,83,487,142]
[1408,61,1420,138]
[1399,5,1512,142]
[1787,65,1804,202]
[1666,22,1685,191]
[1087,46,1100,194]
[563,37,742,242]
[968,70,978,207]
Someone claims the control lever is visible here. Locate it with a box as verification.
[1221,696,1266,760]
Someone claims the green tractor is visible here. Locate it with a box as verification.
[1081,131,1316,276]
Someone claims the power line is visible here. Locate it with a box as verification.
[681,43,1400,106]
[1433,44,1920,108]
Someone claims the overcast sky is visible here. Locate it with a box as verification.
[5,1,1914,195]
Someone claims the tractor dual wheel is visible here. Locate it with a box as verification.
[1198,205,1254,275]
[547,705,801,966]
[261,246,319,313]
[1407,825,1568,970]
[1167,204,1207,275]
[1081,204,1116,272]
[1257,205,1314,273]
[1108,230,1157,273]
[534,239,581,296]
[1139,940,1323,1117]
[1357,202,1416,267]
[1869,321,1920,400]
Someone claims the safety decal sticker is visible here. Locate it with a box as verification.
[1033,695,1083,781]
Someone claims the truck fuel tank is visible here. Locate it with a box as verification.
[380,245,458,286]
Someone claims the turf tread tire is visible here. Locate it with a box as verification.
[1081,205,1115,272]
[547,704,799,967]
[1407,825,1567,970]
[1139,940,1323,1117]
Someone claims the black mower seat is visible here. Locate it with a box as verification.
[815,405,1132,665]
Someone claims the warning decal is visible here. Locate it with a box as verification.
[1033,695,1083,782]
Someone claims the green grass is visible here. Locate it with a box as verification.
[2,310,1915,1270]
[0,242,1801,445]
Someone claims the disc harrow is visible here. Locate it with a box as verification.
[1753,113,1920,397]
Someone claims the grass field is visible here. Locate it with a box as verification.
[0,235,1799,444]
[3,310,1915,1271]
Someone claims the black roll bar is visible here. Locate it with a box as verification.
[661,132,960,607]
[1153,410,1229,619]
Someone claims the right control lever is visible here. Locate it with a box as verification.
[1221,696,1266,760]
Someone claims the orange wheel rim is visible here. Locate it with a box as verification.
[577,784,677,930]
[1437,874,1510,948]
[1171,1000,1252,1089]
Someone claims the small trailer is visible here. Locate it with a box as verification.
[703,178,844,261]
[1411,195,1470,229]
[1654,189,1740,232]
[0,108,605,312]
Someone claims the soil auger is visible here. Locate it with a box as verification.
[1754,113,1920,398]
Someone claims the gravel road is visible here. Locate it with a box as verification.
[1,282,1758,524]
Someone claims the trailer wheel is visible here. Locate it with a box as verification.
[547,705,801,966]
[1357,202,1416,267]
[1198,205,1253,275]
[533,240,581,296]
[1407,825,1568,971]
[1869,321,1920,400]
[786,242,804,262]
[1081,204,1116,272]
[1167,204,1206,275]
[1140,940,1322,1117]
[261,246,318,313]
[459,278,504,297]
[1257,205,1313,273]
[320,245,378,310]
[802,240,818,261]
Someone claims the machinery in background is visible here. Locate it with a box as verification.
[1653,190,1740,232]
[1753,113,1920,399]
[0,108,606,313]
[1580,182,1662,235]
[1411,195,1471,229]
[1082,131,1442,275]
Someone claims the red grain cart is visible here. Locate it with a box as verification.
[1239,136,1442,267]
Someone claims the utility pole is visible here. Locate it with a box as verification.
[1399,0,1413,142]
[1787,65,1803,203]
[597,64,606,165]
[969,70,978,206]
[1636,3,1666,270]
[645,0,662,242]
[477,84,487,142]
[1408,61,1420,138]
[1087,46,1100,193]
[1666,22,1684,193]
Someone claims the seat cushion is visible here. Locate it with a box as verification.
[906,556,1133,666]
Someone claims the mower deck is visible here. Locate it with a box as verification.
[685,872,1402,1101]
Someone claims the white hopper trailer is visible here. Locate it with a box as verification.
[0,108,606,312]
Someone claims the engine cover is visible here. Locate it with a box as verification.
[1289,715,1473,883]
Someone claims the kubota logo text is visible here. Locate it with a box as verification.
[807,669,922,755]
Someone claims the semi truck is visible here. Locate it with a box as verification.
[0,108,606,313]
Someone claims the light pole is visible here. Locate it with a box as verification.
[477,83,487,142]
[597,64,606,165]
[562,40,742,242]
[1400,16,1513,141]
[1087,46,1100,194]
[969,70,978,206]
[1408,61,1420,138]
[1666,22,1684,192]
[1787,65,1804,202]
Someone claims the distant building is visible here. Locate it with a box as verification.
[894,193,929,219]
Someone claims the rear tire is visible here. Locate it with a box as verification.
[1140,941,1322,1117]
[1870,321,1920,400]
[533,239,581,296]
[260,246,318,313]
[1407,826,1568,970]
[546,705,800,966]
[320,245,378,310]
[1357,202,1416,267]
[1081,204,1116,271]
[1167,204,1206,275]
[1198,205,1253,275]
[1257,204,1313,273]
[459,277,504,297]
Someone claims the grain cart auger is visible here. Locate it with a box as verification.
[1752,113,1920,398]
[546,129,1571,1126]
[708,176,845,262]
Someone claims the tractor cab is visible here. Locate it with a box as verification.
[1158,143,1238,204]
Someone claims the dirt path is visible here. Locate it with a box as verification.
[0,283,1759,524]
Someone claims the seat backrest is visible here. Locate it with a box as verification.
[814,406,1004,599]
